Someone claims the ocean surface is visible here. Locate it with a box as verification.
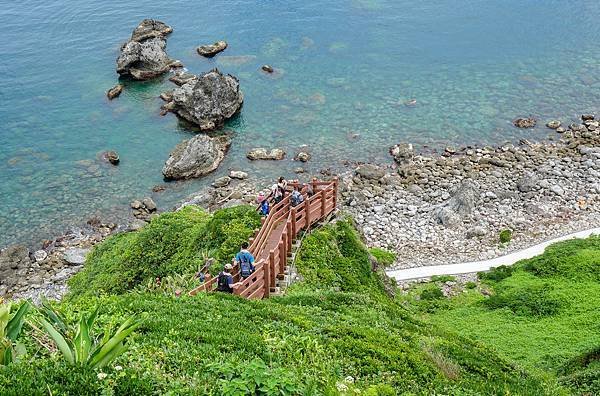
[1,0,600,247]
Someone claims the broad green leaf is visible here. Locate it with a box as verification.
[88,316,143,367]
[6,301,29,341]
[38,318,74,364]
[73,314,91,364]
[90,341,128,369]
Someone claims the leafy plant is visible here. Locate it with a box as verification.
[431,275,456,283]
[0,301,30,365]
[420,285,444,300]
[36,300,144,369]
[369,247,396,267]
[479,265,514,282]
[483,282,565,317]
[499,229,512,244]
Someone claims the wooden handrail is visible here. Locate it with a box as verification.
[189,178,338,299]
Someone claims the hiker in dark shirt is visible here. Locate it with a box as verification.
[216,263,234,293]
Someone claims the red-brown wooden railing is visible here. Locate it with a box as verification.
[189,178,338,299]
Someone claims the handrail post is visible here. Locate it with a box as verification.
[312,177,318,195]
[278,240,285,286]
[333,177,338,211]
[320,189,326,218]
[287,221,292,253]
[266,252,273,298]
[305,199,311,228]
[291,207,297,236]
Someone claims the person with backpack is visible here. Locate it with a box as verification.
[257,192,270,216]
[290,185,304,207]
[216,263,234,293]
[235,242,255,279]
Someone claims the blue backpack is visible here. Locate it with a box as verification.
[239,253,253,277]
[260,200,269,216]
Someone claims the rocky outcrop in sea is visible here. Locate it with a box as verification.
[116,19,180,80]
[162,134,231,180]
[162,68,243,131]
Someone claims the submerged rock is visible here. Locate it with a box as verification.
[116,19,178,80]
[163,69,243,131]
[246,148,285,161]
[163,134,231,180]
[197,40,227,57]
[102,150,120,165]
[0,245,31,294]
[513,117,536,128]
[229,170,248,179]
[106,84,124,100]
[261,65,274,73]
[546,120,561,129]
[295,151,311,162]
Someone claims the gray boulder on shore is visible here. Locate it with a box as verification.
[116,19,179,80]
[0,245,32,295]
[434,180,479,227]
[163,69,243,131]
[163,134,231,180]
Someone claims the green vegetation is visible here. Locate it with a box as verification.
[69,205,261,297]
[37,299,144,369]
[416,236,600,395]
[0,211,562,395]
[368,247,396,267]
[0,301,29,365]
[499,229,512,244]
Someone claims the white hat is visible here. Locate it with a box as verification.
[224,263,233,270]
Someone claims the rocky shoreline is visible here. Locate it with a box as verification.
[342,115,600,273]
[4,111,600,302]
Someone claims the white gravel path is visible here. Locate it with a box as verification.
[386,227,600,281]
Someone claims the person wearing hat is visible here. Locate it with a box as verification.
[216,263,234,293]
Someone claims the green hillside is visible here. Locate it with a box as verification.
[0,208,566,395]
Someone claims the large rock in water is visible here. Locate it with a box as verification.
[116,19,178,80]
[163,134,231,180]
[163,69,243,131]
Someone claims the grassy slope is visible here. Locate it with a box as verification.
[0,212,565,395]
[415,237,600,394]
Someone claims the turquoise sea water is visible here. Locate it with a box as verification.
[1,0,600,247]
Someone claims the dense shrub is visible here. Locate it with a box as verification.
[420,285,444,300]
[521,237,600,281]
[484,282,565,317]
[479,265,514,282]
[0,359,154,396]
[68,206,260,297]
[369,247,396,267]
[499,229,512,244]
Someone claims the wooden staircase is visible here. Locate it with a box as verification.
[189,178,338,299]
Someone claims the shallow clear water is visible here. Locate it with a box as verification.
[1,0,600,247]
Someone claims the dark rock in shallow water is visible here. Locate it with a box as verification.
[106,84,123,100]
[163,134,231,180]
[546,120,561,129]
[513,117,536,128]
[246,148,285,160]
[102,150,120,165]
[163,69,243,131]
[261,65,274,73]
[116,19,178,80]
[197,40,227,57]
[0,245,31,295]
[582,114,595,121]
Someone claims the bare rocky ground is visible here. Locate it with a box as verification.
[342,115,600,272]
